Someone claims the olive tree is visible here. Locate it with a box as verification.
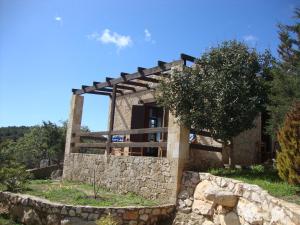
[157,41,270,167]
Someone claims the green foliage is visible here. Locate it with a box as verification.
[276,102,300,184]
[0,142,31,192]
[0,214,23,225]
[0,126,31,143]
[209,166,300,205]
[96,214,119,225]
[1,121,67,168]
[157,40,269,144]
[250,164,265,174]
[0,166,31,192]
[267,8,300,137]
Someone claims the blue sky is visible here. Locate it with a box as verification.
[0,0,298,131]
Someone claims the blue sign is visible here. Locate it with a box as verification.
[112,135,124,142]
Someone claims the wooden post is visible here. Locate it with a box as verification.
[106,84,117,154]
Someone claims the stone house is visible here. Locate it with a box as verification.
[62,54,273,203]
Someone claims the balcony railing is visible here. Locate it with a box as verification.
[73,127,168,155]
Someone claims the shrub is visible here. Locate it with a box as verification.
[250,165,265,174]
[96,214,119,225]
[0,164,31,192]
[276,101,300,184]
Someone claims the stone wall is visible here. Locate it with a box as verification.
[63,153,178,203]
[175,171,300,225]
[190,115,261,168]
[0,191,175,225]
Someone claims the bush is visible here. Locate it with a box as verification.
[0,164,31,192]
[250,164,265,174]
[96,214,119,225]
[276,101,300,184]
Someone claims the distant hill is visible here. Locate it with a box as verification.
[0,126,31,142]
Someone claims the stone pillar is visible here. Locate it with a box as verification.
[64,94,84,155]
[167,112,190,203]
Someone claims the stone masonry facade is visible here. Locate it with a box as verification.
[63,153,179,203]
[0,191,175,225]
[175,171,300,225]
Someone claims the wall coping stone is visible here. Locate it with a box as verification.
[0,191,175,225]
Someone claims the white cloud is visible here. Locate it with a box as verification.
[243,35,258,42]
[87,29,132,49]
[54,16,63,26]
[144,28,155,44]
[54,16,62,21]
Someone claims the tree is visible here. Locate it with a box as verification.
[157,41,270,167]
[0,140,30,192]
[6,121,67,168]
[267,8,300,137]
[276,102,300,184]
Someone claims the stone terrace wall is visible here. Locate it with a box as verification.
[0,191,175,225]
[175,171,300,225]
[63,153,178,203]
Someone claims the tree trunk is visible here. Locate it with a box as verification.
[228,140,235,169]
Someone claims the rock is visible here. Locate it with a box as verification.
[123,210,139,220]
[46,214,60,225]
[192,199,214,216]
[219,212,240,225]
[22,209,42,225]
[178,190,189,199]
[194,180,215,201]
[140,214,149,221]
[184,199,193,207]
[236,198,264,225]
[202,220,215,225]
[180,207,192,214]
[214,191,238,208]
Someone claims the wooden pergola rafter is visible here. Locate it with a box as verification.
[72,53,196,96]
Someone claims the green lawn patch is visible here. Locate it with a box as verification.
[0,214,22,225]
[209,166,300,205]
[22,180,158,207]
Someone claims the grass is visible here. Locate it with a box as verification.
[0,215,22,225]
[209,165,300,205]
[22,180,158,207]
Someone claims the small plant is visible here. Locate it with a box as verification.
[250,165,265,174]
[96,214,119,225]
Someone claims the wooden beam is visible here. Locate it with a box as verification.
[73,59,184,95]
[123,80,150,89]
[100,87,123,95]
[137,67,146,75]
[190,143,222,152]
[107,84,117,154]
[136,76,160,83]
[106,77,113,85]
[89,91,112,96]
[111,141,167,148]
[75,141,167,149]
[75,143,106,149]
[180,53,196,62]
[158,60,167,68]
[78,127,167,138]
[116,85,136,92]
[120,72,129,81]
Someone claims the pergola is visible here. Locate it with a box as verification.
[65,53,222,156]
